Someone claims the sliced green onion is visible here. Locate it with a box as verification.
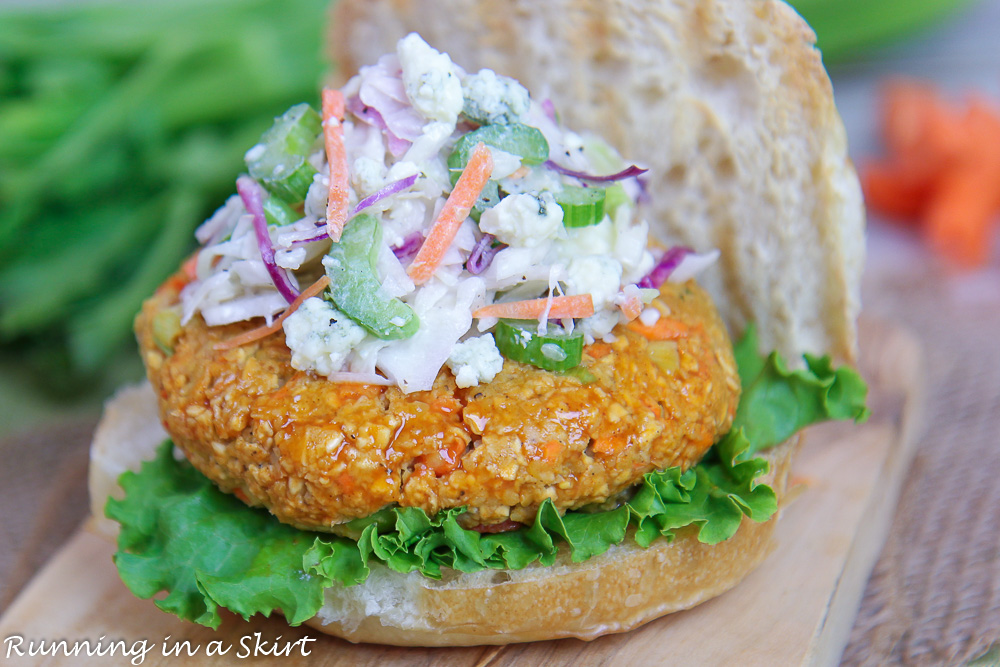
[494,319,583,371]
[447,123,548,185]
[556,186,605,228]
[246,102,321,203]
[324,213,419,340]
[263,195,299,227]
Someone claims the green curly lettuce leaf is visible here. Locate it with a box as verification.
[728,324,870,459]
[106,443,332,629]
[106,328,869,626]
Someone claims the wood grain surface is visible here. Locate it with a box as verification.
[0,318,923,666]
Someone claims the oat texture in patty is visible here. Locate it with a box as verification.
[136,276,740,530]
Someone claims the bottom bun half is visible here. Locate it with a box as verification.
[89,382,797,646]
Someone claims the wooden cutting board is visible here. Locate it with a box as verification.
[0,317,923,666]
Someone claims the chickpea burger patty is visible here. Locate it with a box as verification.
[138,276,740,531]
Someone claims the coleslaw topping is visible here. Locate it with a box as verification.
[180,33,719,392]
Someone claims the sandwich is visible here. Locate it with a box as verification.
[89,0,868,646]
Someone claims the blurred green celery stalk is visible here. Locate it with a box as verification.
[789,0,976,62]
[0,0,329,395]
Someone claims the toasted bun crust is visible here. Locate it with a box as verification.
[330,0,865,364]
[307,440,795,645]
[88,382,796,645]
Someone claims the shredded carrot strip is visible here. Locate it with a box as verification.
[214,275,330,351]
[618,293,643,321]
[408,142,493,284]
[338,471,356,494]
[158,272,189,295]
[627,317,689,341]
[882,81,964,164]
[541,440,562,463]
[472,294,595,320]
[322,88,349,242]
[591,435,626,456]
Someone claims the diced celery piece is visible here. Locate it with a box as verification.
[246,103,321,203]
[324,214,419,340]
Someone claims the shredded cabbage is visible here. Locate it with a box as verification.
[179,33,719,391]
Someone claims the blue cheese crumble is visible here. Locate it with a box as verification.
[479,192,564,248]
[461,68,531,125]
[397,33,463,126]
[282,297,367,376]
[446,334,504,388]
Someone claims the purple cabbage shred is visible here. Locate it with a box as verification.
[637,246,693,289]
[544,161,648,183]
[392,232,424,262]
[355,173,419,214]
[466,233,506,275]
[291,232,329,247]
[236,176,300,304]
[289,174,419,248]
[346,95,411,156]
